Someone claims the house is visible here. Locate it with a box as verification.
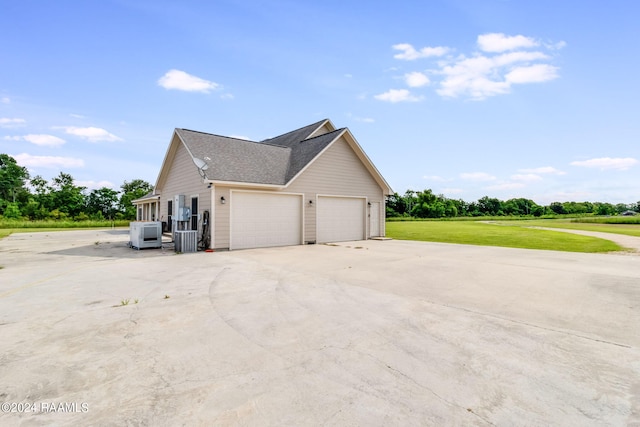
[133,119,392,250]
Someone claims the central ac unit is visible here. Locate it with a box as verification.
[174,230,197,253]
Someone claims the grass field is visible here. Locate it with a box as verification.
[385,221,622,253]
[496,219,640,237]
[0,220,129,240]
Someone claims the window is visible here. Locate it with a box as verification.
[191,197,198,230]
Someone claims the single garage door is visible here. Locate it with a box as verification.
[231,192,302,250]
[317,196,365,243]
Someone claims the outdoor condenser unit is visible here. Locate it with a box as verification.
[174,230,197,253]
[129,221,163,250]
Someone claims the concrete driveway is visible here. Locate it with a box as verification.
[0,229,639,426]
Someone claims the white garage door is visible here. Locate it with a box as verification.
[317,196,365,243]
[231,192,302,250]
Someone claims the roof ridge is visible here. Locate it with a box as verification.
[298,127,344,142]
[177,128,258,143]
[260,119,328,143]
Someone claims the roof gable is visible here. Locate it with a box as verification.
[155,119,391,194]
[284,129,344,182]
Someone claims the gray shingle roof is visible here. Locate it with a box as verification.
[175,120,342,186]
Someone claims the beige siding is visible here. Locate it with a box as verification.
[157,141,210,234]
[213,186,231,249]
[286,135,385,243]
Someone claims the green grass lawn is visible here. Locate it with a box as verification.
[496,219,640,237]
[0,219,131,240]
[386,221,622,253]
[0,225,128,240]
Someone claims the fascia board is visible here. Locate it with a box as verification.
[206,179,285,190]
[154,130,183,190]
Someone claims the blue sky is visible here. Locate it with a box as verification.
[1,0,639,204]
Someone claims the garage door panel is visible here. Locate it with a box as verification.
[317,196,365,243]
[231,192,302,250]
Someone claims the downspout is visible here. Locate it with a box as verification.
[209,182,215,250]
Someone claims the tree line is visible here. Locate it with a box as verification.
[3,153,639,221]
[387,189,640,218]
[0,154,152,220]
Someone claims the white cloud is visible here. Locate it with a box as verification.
[389,34,563,100]
[77,180,115,190]
[220,93,234,100]
[355,117,375,123]
[69,113,85,119]
[510,173,542,182]
[486,182,525,190]
[11,134,66,147]
[460,172,496,181]
[63,126,123,142]
[1,97,10,104]
[570,157,638,171]
[404,71,430,87]
[518,166,566,175]
[374,89,423,103]
[12,153,84,168]
[393,43,449,60]
[158,69,219,93]
[505,64,559,83]
[547,41,567,50]
[477,33,538,53]
[493,51,549,66]
[436,51,558,99]
[0,118,26,128]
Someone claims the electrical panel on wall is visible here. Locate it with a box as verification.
[173,195,190,221]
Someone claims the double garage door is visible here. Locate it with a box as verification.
[230,192,366,250]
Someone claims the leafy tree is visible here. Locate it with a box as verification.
[595,202,615,216]
[615,203,629,214]
[477,196,502,216]
[2,202,22,219]
[87,187,120,219]
[50,172,86,217]
[119,179,153,220]
[29,175,54,214]
[503,198,539,216]
[549,202,567,215]
[403,190,416,211]
[0,154,30,214]
[385,192,408,217]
